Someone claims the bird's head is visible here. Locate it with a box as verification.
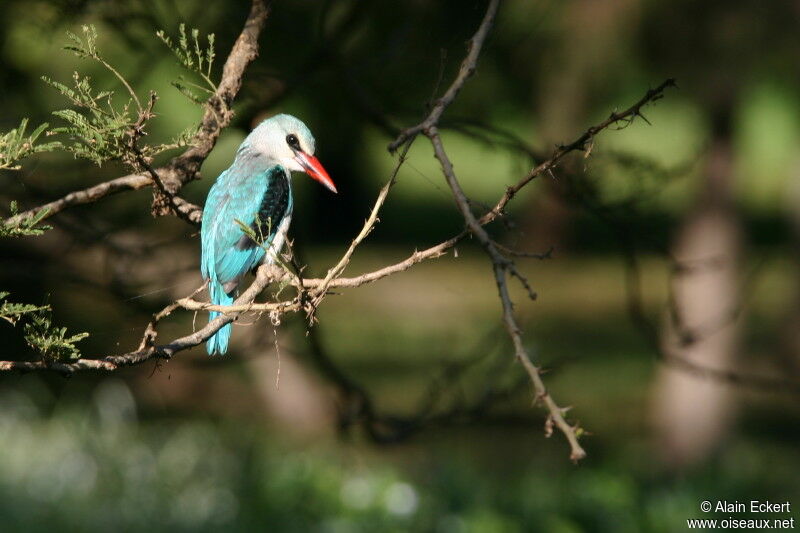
[244,113,337,193]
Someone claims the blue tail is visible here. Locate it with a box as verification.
[207,280,234,355]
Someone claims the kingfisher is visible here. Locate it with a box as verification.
[200,114,336,355]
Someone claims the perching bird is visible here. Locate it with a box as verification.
[201,114,336,355]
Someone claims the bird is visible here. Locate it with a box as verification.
[200,114,336,355]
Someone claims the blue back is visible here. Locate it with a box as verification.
[201,150,293,355]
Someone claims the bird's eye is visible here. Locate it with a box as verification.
[286,134,301,151]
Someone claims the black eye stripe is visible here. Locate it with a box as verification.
[286,134,301,151]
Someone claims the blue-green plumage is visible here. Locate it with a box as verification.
[201,161,293,355]
[200,114,334,355]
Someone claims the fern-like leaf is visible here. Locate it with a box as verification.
[157,23,218,103]
[0,202,51,238]
[0,292,49,326]
[23,309,89,361]
[0,119,61,170]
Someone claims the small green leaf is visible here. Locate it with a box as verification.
[158,22,219,103]
[0,119,60,170]
[23,309,89,361]
[0,293,50,325]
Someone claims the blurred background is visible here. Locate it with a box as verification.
[1,0,799,530]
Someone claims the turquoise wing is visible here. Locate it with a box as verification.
[201,165,291,291]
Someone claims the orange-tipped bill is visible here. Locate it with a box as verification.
[295,152,337,193]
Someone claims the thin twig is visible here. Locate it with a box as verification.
[307,142,411,313]
[387,0,500,153]
[429,124,586,461]
[479,78,677,226]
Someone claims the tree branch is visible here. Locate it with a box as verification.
[427,124,586,461]
[479,78,677,226]
[0,263,280,374]
[390,0,585,461]
[155,0,272,193]
[387,0,500,154]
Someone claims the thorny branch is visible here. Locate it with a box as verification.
[478,77,677,228]
[388,0,586,461]
[0,0,683,460]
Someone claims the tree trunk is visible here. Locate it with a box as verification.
[651,136,741,469]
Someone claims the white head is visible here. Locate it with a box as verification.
[243,113,337,193]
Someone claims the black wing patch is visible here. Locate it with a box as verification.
[235,169,290,251]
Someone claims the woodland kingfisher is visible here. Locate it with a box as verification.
[200,114,336,355]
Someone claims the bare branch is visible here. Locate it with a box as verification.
[306,142,411,313]
[128,92,203,225]
[387,0,500,153]
[297,80,675,295]
[303,235,462,289]
[288,79,671,308]
[479,78,677,226]
[389,0,586,461]
[427,125,586,461]
[4,171,154,227]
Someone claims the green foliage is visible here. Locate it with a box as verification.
[22,309,88,361]
[42,25,141,166]
[234,216,294,295]
[157,23,218,104]
[1,200,85,364]
[0,23,210,365]
[63,23,101,59]
[0,22,209,176]
[0,292,86,361]
[0,119,60,170]
[44,25,196,167]
[43,71,136,166]
[168,122,201,150]
[0,202,51,238]
[0,293,48,326]
[234,214,275,247]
